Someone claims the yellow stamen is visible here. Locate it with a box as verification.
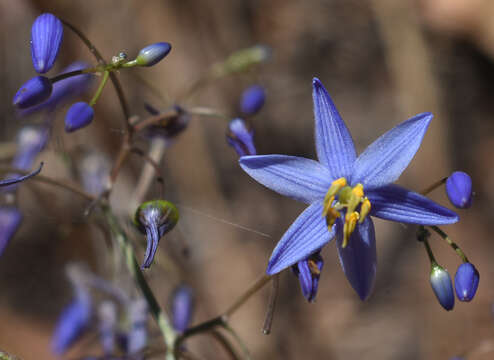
[308,259,321,276]
[359,198,371,224]
[325,207,340,229]
[342,211,359,248]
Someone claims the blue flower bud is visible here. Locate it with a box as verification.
[65,102,94,133]
[430,264,455,311]
[31,13,63,73]
[226,118,256,157]
[454,262,479,302]
[171,285,194,333]
[13,76,52,109]
[240,85,266,115]
[135,42,172,67]
[21,61,93,116]
[446,171,472,209]
[52,287,92,355]
[127,298,148,354]
[134,200,179,269]
[291,251,323,302]
[0,207,22,256]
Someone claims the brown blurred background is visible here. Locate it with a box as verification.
[1,0,494,359]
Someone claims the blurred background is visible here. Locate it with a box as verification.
[0,0,494,359]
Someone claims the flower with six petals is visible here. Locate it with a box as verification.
[239,78,458,300]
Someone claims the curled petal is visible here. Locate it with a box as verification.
[352,112,432,189]
[267,201,334,275]
[142,224,160,269]
[0,162,43,187]
[336,217,376,301]
[239,155,331,204]
[312,78,356,178]
[367,184,458,225]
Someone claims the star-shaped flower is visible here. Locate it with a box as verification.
[239,78,458,300]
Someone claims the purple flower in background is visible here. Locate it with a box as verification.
[446,171,472,209]
[0,207,22,256]
[291,251,323,302]
[127,298,148,354]
[65,102,94,132]
[13,76,52,109]
[98,301,117,355]
[226,118,256,157]
[52,286,92,355]
[31,13,63,73]
[240,85,266,115]
[171,285,194,333]
[454,262,479,302]
[240,78,458,300]
[13,126,49,171]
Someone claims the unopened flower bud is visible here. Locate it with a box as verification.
[65,102,94,133]
[134,200,179,269]
[135,42,172,67]
[0,207,22,256]
[30,13,63,73]
[240,85,266,115]
[127,298,148,354]
[52,286,92,355]
[446,171,472,209]
[430,264,455,311]
[454,262,479,302]
[13,76,52,109]
[171,285,194,333]
[226,118,256,157]
[291,251,323,302]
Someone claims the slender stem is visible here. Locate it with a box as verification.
[221,323,251,360]
[89,70,110,106]
[60,18,132,129]
[429,225,469,263]
[101,205,177,358]
[262,274,279,335]
[420,176,448,196]
[0,165,95,201]
[133,108,180,132]
[186,106,230,120]
[210,330,241,360]
[224,274,272,317]
[422,238,437,265]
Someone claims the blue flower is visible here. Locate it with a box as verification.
[239,78,458,300]
[226,118,256,157]
[171,285,194,333]
[291,251,323,302]
[13,76,52,109]
[240,85,266,115]
[446,171,472,209]
[430,264,455,311]
[136,42,172,67]
[31,13,63,73]
[454,262,479,302]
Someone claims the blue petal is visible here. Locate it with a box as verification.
[367,184,458,224]
[351,112,432,189]
[312,78,356,178]
[239,155,331,204]
[336,217,376,301]
[267,201,334,274]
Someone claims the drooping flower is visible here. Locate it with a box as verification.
[240,85,266,115]
[30,13,63,73]
[430,264,455,311]
[135,42,172,67]
[226,118,256,157]
[291,251,323,302]
[446,171,472,209]
[170,285,194,333]
[65,102,94,132]
[239,78,458,300]
[134,200,179,269]
[13,76,52,109]
[454,262,479,302]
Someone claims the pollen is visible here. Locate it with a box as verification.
[322,178,371,248]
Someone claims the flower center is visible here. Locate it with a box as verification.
[322,177,371,248]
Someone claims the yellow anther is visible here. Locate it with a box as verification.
[308,259,321,276]
[359,198,371,224]
[342,211,359,248]
[352,184,364,198]
[325,177,347,201]
[325,207,340,229]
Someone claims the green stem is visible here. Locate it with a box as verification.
[430,225,469,263]
[89,70,110,106]
[101,205,177,358]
